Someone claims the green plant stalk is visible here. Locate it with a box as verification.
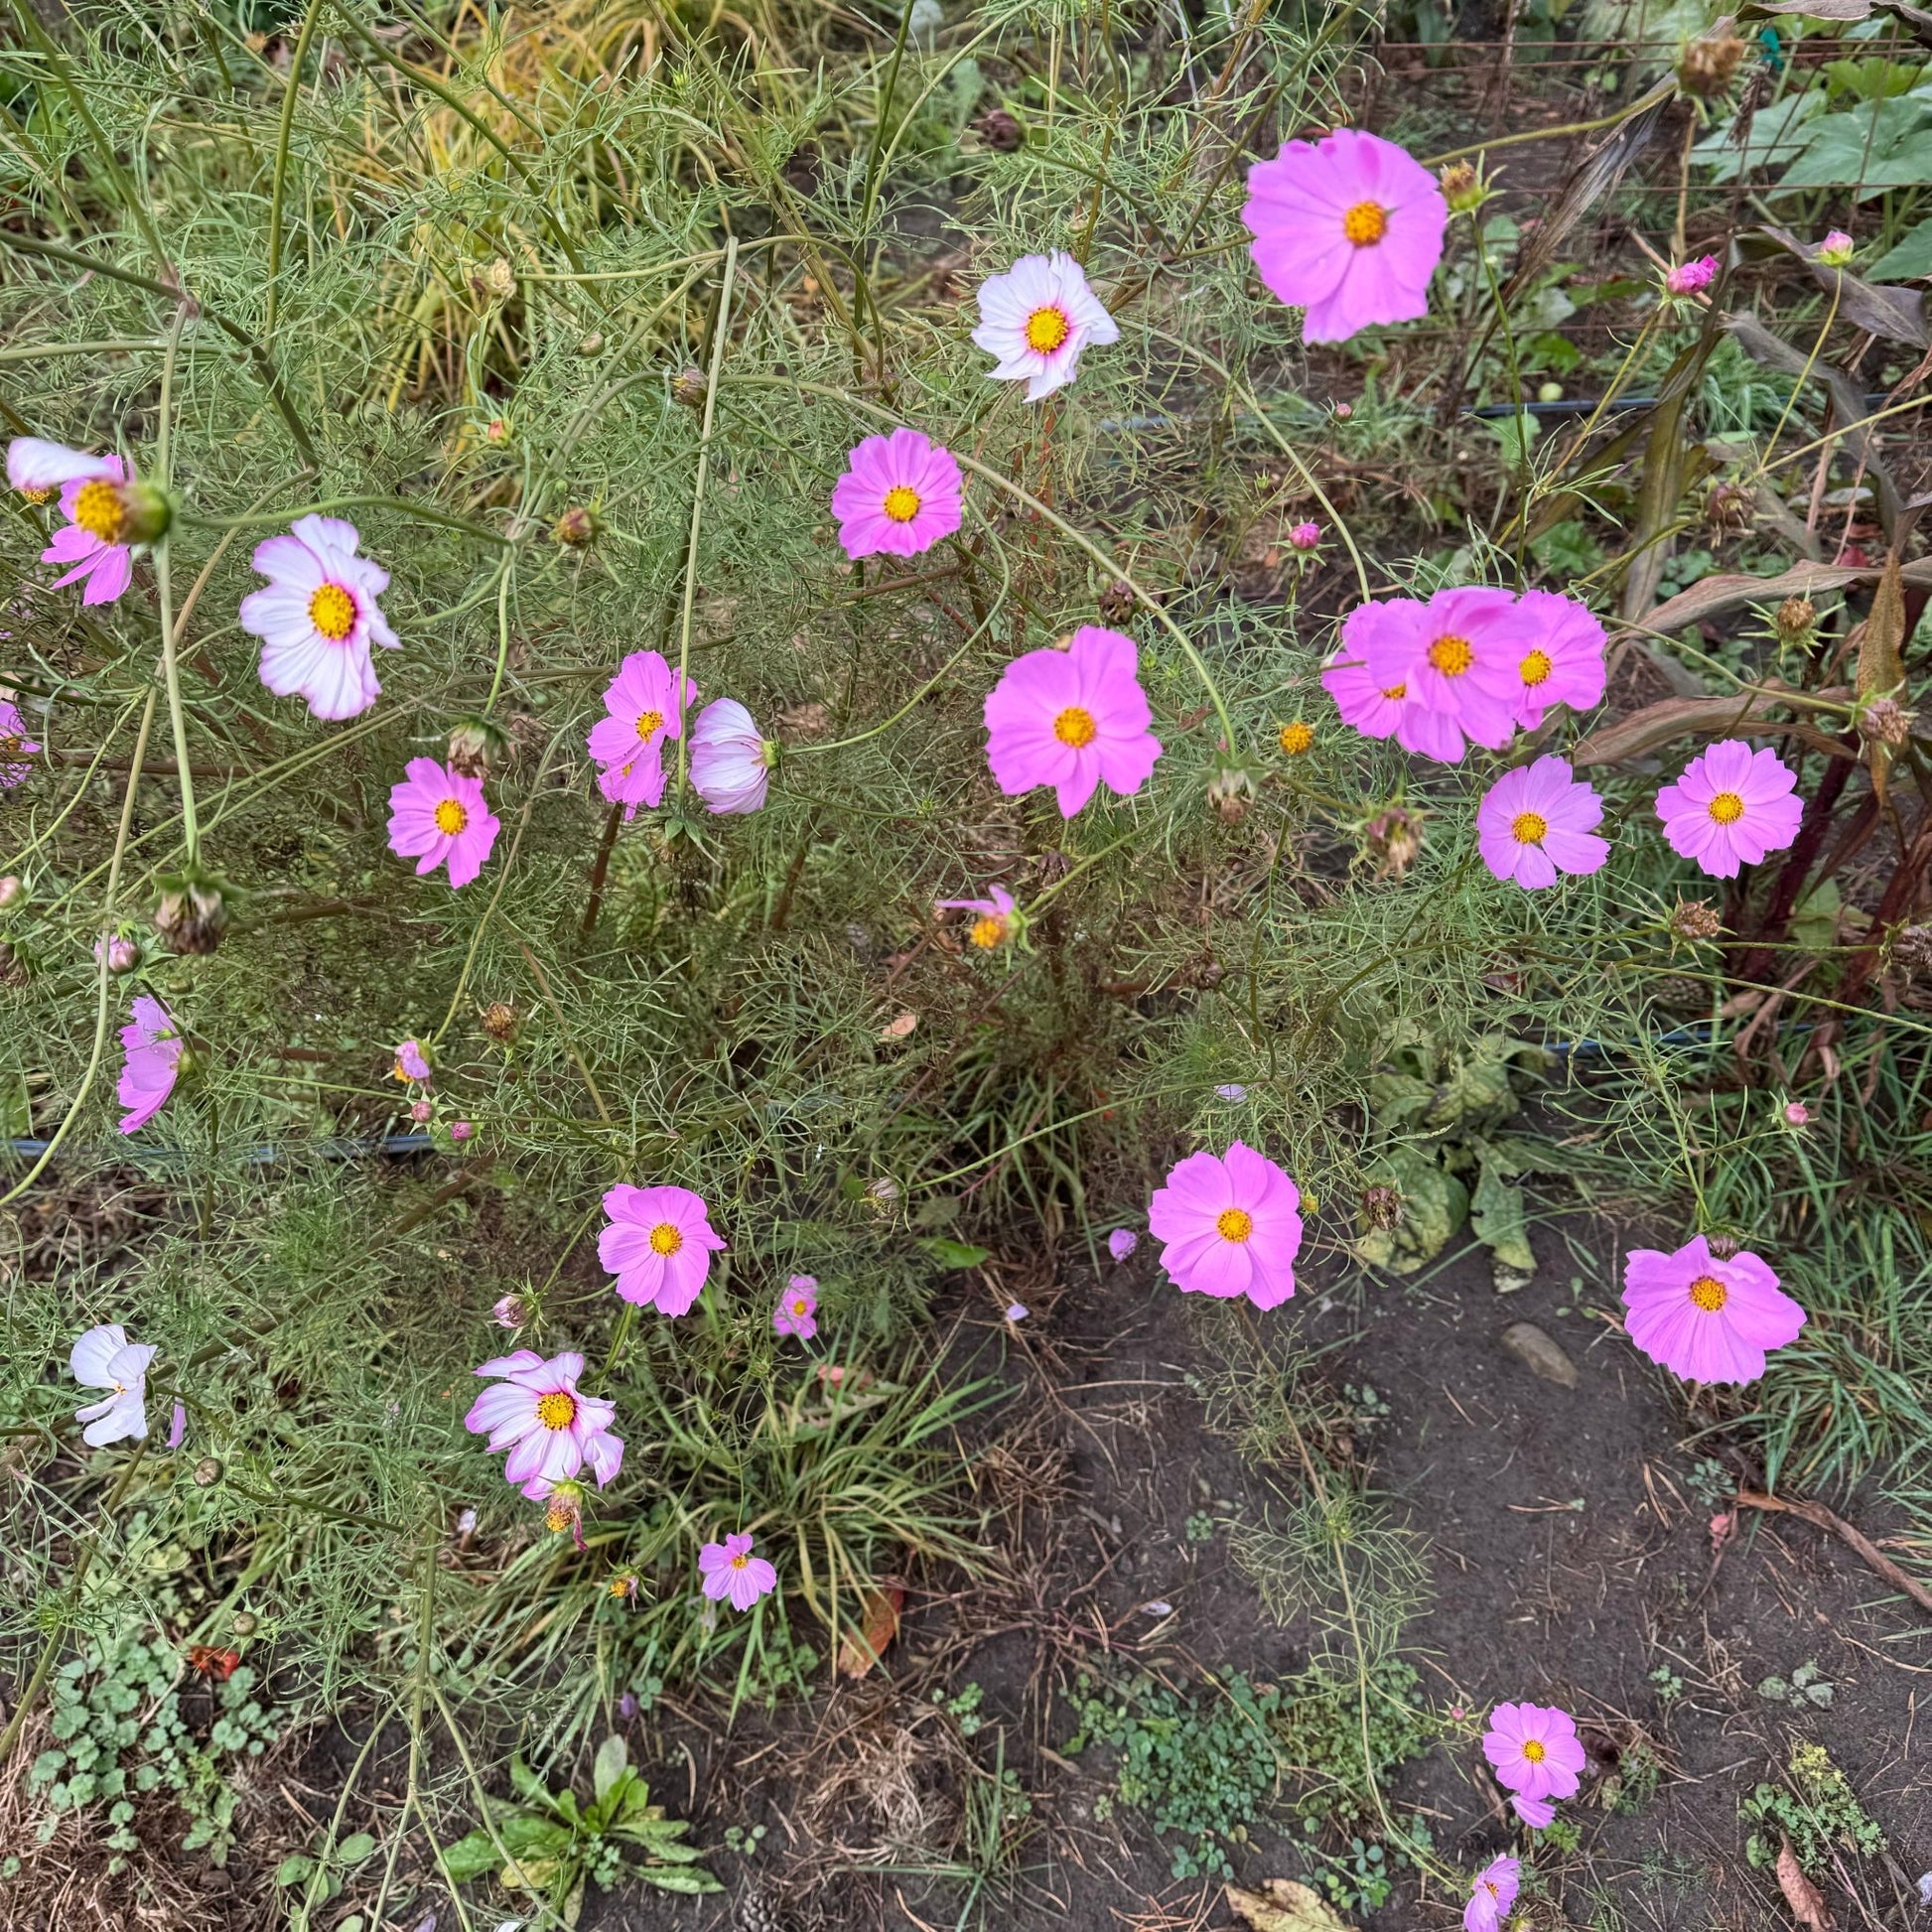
[265,0,328,340]
[155,314,201,868]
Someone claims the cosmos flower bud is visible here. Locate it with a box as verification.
[1664,255,1719,299]
[94,932,139,974]
[671,366,709,410]
[492,1293,530,1330]
[447,715,508,778]
[0,876,23,910]
[975,107,1024,151]
[1775,596,1816,644]
[1287,520,1322,552]
[552,505,598,548]
[410,1098,432,1123]
[153,869,230,955]
[113,479,175,546]
[1816,229,1855,267]
[1782,1101,1812,1129]
[1438,162,1486,212]
[451,1119,475,1142]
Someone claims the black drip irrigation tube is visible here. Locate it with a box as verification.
[5,1131,437,1170]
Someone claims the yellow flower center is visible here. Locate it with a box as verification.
[1216,1206,1254,1243]
[649,1221,683,1256]
[433,798,468,836]
[882,484,922,523]
[1689,1274,1728,1312]
[1053,705,1097,748]
[1343,202,1389,247]
[1520,648,1553,687]
[1025,305,1071,353]
[545,1501,573,1533]
[1522,1738,1547,1763]
[71,478,126,543]
[0,734,19,760]
[1427,634,1474,677]
[969,914,1006,948]
[1278,721,1313,757]
[1511,810,1548,846]
[730,1551,750,1569]
[1380,682,1406,701]
[309,582,355,641]
[20,484,54,505]
[535,1391,577,1430]
[1708,791,1745,825]
[634,707,664,743]
[792,1297,811,1316]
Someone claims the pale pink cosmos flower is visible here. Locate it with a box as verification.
[492,1294,529,1330]
[600,1183,728,1315]
[1288,520,1322,551]
[983,625,1162,816]
[1107,1228,1139,1262]
[1512,1792,1556,1828]
[69,1323,156,1446]
[0,695,39,787]
[117,995,184,1135]
[1149,1142,1303,1310]
[239,516,398,721]
[773,1275,819,1340]
[1484,1702,1586,1800]
[1621,1234,1806,1384]
[1511,590,1606,727]
[465,1349,623,1498]
[386,758,500,888]
[939,884,1020,950]
[689,698,773,814]
[1242,130,1449,345]
[699,1532,778,1611]
[587,649,694,817]
[1655,740,1803,879]
[1357,588,1530,761]
[832,428,964,559]
[40,450,135,605]
[1477,757,1609,890]
[1664,255,1719,297]
[1464,1855,1521,1932]
[971,252,1119,401]
[9,436,117,500]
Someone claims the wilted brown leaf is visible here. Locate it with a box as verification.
[1224,1879,1356,1932]
[1571,685,1853,765]
[835,1584,903,1677]
[1775,1838,1833,1931]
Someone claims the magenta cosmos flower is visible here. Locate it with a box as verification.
[1242,130,1448,345]
[1654,740,1802,880]
[1320,637,1416,746]
[1664,255,1718,297]
[1621,1235,1806,1384]
[832,428,963,560]
[971,252,1119,401]
[773,1275,818,1340]
[1355,588,1529,762]
[1484,1702,1586,1800]
[1477,757,1608,890]
[587,649,694,817]
[28,445,135,606]
[699,1532,778,1611]
[386,758,500,888]
[939,884,1020,950]
[465,1349,623,1498]
[984,625,1161,816]
[1511,590,1605,728]
[1464,1856,1521,1932]
[117,995,184,1135]
[600,1183,728,1315]
[239,515,398,721]
[0,695,39,787]
[1148,1142,1303,1310]
[689,698,772,814]
[1512,1792,1556,1828]
[70,1322,156,1447]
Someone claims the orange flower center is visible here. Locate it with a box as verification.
[1216,1206,1254,1243]
[882,484,922,523]
[535,1391,578,1430]
[969,914,1006,948]
[1708,791,1744,825]
[1343,202,1389,247]
[1053,705,1097,748]
[730,1551,750,1569]
[792,1297,811,1316]
[1428,634,1474,677]
[1380,682,1407,701]
[649,1221,684,1256]
[0,734,20,760]
[1520,648,1552,687]
[635,707,664,743]
[1025,305,1071,353]
[1278,721,1313,756]
[1689,1274,1728,1312]
[309,582,355,641]
[1511,810,1548,846]
[71,479,126,543]
[433,798,468,836]
[20,484,54,505]
[1522,1738,1547,1763]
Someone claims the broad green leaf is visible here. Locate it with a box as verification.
[336,1833,375,1865]
[1868,214,1932,280]
[438,1831,503,1883]
[916,1236,990,1268]
[638,1863,725,1894]
[1470,1160,1535,1275]
[592,1734,627,1805]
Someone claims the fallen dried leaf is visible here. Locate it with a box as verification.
[834,1584,903,1677]
[879,1011,918,1041]
[1776,1838,1833,1931]
[1224,1878,1356,1932]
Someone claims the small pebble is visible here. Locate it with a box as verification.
[1500,1320,1578,1389]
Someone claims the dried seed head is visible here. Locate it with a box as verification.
[447,715,508,778]
[193,1456,223,1487]
[1706,481,1753,534]
[1678,33,1748,96]
[1705,1229,1743,1260]
[1097,579,1138,623]
[1891,923,1932,978]
[1207,765,1256,824]
[1775,596,1816,643]
[1858,696,1914,750]
[1669,897,1724,942]
[1439,162,1485,212]
[1360,1183,1403,1231]
[153,871,229,956]
[975,107,1024,152]
[552,505,597,548]
[481,1000,520,1043]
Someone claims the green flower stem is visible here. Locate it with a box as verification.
[182,494,514,545]
[264,0,327,340]
[155,315,201,869]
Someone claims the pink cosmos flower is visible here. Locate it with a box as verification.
[1148,1142,1303,1310]
[0,695,39,786]
[773,1275,819,1340]
[1511,590,1606,727]
[394,1038,432,1082]
[983,625,1162,816]
[1664,255,1719,297]
[1654,740,1803,879]
[1357,588,1530,761]
[386,758,500,888]
[1477,757,1609,890]
[1621,1235,1807,1384]
[70,1323,156,1447]
[238,515,398,721]
[42,450,135,605]
[1512,1792,1556,1828]
[117,995,184,1135]
[1464,1855,1521,1932]
[971,252,1119,401]
[832,428,964,560]
[1484,1702,1586,1800]
[1107,1228,1139,1262]
[689,698,772,814]
[1288,520,1322,551]
[938,884,1020,949]
[600,1183,728,1315]
[587,649,694,817]
[465,1349,623,1498]
[699,1532,778,1611]
[1242,130,1449,345]
[1320,633,1414,745]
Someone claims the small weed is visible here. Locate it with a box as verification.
[1756,1661,1835,1711]
[1184,1510,1218,1545]
[1648,1663,1685,1704]
[722,1821,767,1857]
[932,1680,988,1737]
[1594,1736,1664,1816]
[1742,1742,1887,1876]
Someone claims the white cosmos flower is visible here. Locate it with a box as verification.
[689,699,773,814]
[970,252,1120,401]
[8,437,117,497]
[69,1323,156,1447]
